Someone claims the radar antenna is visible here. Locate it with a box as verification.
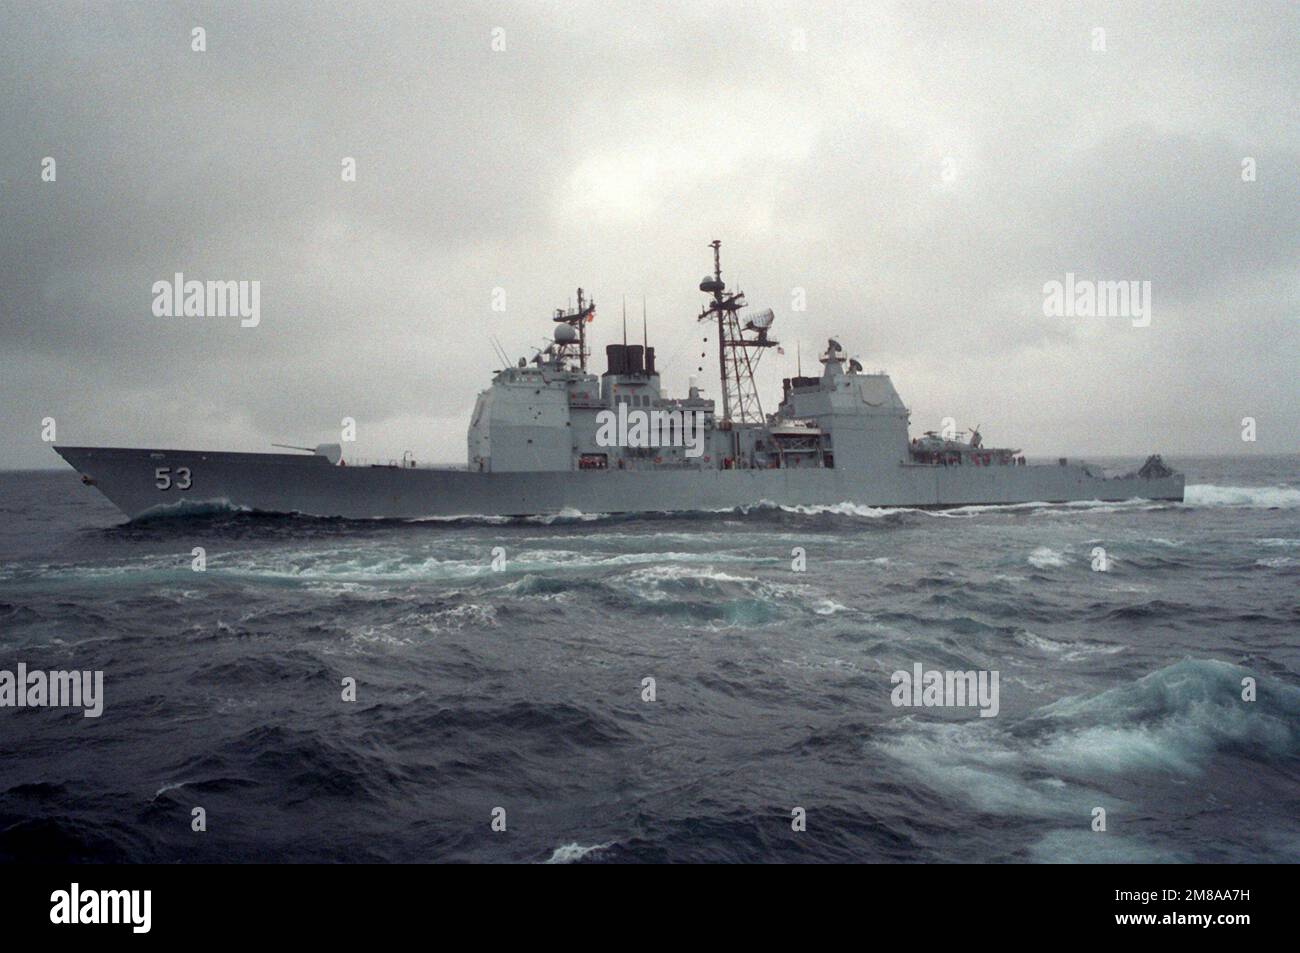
[552,287,595,370]
[696,240,778,423]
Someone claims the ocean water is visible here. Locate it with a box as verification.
[0,455,1296,864]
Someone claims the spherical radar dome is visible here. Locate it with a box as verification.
[554,324,578,343]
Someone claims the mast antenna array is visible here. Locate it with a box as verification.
[696,240,778,423]
[552,287,595,370]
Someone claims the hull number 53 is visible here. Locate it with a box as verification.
[155,467,192,490]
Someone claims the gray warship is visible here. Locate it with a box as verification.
[55,241,1184,520]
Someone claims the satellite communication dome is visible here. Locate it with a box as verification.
[554,324,578,343]
[747,308,775,330]
[699,276,725,294]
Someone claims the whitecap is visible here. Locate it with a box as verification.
[876,659,1300,821]
[1255,556,1293,568]
[153,781,189,800]
[544,842,613,864]
[1028,547,1066,568]
[1185,484,1300,508]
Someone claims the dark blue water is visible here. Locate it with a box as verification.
[1,456,1297,863]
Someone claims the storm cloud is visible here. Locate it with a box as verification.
[1,1,1296,468]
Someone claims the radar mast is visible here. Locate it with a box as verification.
[552,288,594,370]
[697,240,778,423]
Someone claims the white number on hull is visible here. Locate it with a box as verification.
[154,466,192,491]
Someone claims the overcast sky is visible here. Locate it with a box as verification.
[1,1,1296,469]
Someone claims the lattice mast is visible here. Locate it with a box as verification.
[697,240,777,423]
[552,288,595,370]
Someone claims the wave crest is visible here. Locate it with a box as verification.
[1185,484,1300,508]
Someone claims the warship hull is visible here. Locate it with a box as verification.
[54,446,1186,521]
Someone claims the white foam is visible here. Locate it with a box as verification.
[775,501,897,518]
[1185,484,1300,508]
[1015,630,1125,660]
[1028,546,1066,568]
[876,660,1300,820]
[544,842,612,864]
[1015,631,1067,653]
[525,507,605,524]
[152,781,189,800]
[1256,556,1293,568]
[812,599,851,615]
[221,546,765,584]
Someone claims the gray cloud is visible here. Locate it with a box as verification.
[2,0,1296,467]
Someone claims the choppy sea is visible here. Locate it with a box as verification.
[0,455,1296,863]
